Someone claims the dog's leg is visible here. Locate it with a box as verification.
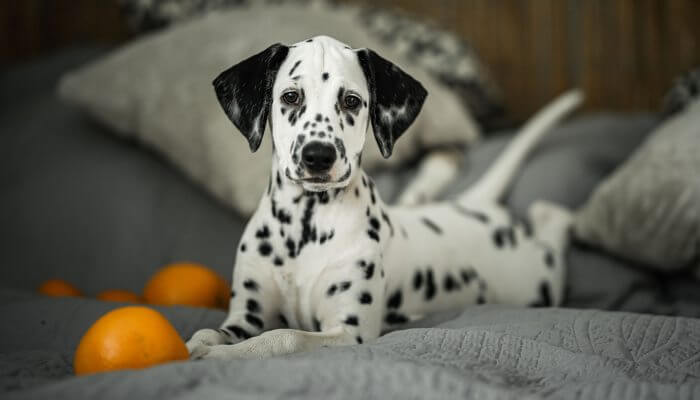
[187,262,283,358]
[529,200,573,306]
[196,258,386,360]
[397,149,461,206]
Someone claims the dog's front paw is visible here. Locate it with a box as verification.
[188,344,212,360]
[186,328,227,358]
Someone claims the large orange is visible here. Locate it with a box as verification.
[143,262,229,309]
[97,289,143,303]
[38,279,82,297]
[73,306,188,375]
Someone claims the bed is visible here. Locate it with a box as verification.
[1,47,699,400]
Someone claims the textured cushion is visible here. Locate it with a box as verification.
[118,0,505,130]
[574,100,700,273]
[59,2,484,215]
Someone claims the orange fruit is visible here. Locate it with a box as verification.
[143,262,229,309]
[38,279,82,297]
[97,289,143,303]
[73,306,188,375]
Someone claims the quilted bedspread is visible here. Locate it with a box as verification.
[2,291,699,400]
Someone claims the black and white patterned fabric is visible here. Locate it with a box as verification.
[119,0,506,131]
[662,67,700,118]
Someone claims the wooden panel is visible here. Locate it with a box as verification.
[0,0,129,67]
[343,0,700,120]
[2,0,699,120]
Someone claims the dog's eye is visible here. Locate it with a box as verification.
[282,91,300,105]
[343,94,361,110]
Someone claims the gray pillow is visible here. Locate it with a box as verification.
[574,100,700,273]
[59,2,482,216]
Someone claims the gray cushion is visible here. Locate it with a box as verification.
[574,100,700,273]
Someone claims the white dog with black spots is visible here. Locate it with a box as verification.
[187,35,583,359]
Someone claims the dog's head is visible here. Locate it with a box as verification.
[213,35,427,192]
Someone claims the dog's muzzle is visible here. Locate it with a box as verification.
[301,142,337,174]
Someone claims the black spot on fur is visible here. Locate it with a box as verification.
[327,284,338,297]
[340,281,352,292]
[322,72,329,81]
[492,230,504,248]
[303,121,310,129]
[258,242,272,256]
[256,225,270,239]
[273,256,284,267]
[334,138,346,159]
[367,230,380,242]
[387,289,402,309]
[344,315,359,326]
[279,314,288,327]
[246,313,264,329]
[286,238,296,258]
[413,270,423,290]
[425,269,437,300]
[381,210,394,236]
[385,312,409,325]
[369,217,381,231]
[346,114,354,126]
[359,292,373,304]
[530,281,553,307]
[246,299,261,313]
[452,203,490,224]
[276,209,292,224]
[226,325,252,339]
[243,279,259,291]
[240,243,246,252]
[364,262,375,279]
[289,60,301,76]
[355,187,360,197]
[421,218,443,234]
[313,318,322,332]
[230,290,236,298]
[444,274,460,291]
[315,113,323,122]
[461,269,476,284]
[545,251,555,268]
[356,336,363,344]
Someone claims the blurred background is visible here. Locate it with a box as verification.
[1,0,699,309]
[2,0,699,121]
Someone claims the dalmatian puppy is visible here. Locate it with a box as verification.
[187,35,583,360]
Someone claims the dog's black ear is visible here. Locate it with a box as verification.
[213,43,289,152]
[356,49,428,158]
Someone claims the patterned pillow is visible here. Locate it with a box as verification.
[574,77,700,274]
[118,0,505,131]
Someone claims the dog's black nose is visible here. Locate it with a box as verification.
[301,142,337,173]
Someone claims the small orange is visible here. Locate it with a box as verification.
[38,279,82,297]
[97,289,143,303]
[143,262,229,309]
[73,306,188,375]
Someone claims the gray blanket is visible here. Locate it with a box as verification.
[2,291,699,399]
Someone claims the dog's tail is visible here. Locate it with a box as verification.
[460,89,584,204]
